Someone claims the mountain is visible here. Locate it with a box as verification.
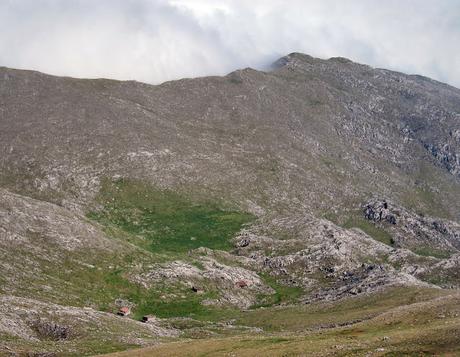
[0,53,459,356]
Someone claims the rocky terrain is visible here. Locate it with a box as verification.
[0,53,459,355]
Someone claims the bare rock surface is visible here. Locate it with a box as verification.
[363,199,460,252]
[1,53,460,219]
[0,188,116,251]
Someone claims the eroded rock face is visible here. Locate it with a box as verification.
[232,210,459,298]
[363,199,460,252]
[30,320,73,341]
[424,142,460,177]
[364,201,397,225]
[304,267,434,303]
[136,257,274,309]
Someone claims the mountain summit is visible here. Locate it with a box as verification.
[1,54,459,356]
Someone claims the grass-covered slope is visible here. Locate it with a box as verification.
[87,178,255,254]
[0,186,260,355]
[98,288,460,357]
[83,179,305,320]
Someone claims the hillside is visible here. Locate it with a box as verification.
[0,53,459,356]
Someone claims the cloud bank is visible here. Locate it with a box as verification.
[1,0,459,87]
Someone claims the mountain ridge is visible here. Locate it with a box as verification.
[2,52,459,91]
[1,52,459,356]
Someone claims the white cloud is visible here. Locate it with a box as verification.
[0,0,459,87]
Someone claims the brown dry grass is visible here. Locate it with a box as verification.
[97,290,460,357]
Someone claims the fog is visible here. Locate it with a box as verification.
[1,0,459,86]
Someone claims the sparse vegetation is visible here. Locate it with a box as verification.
[413,246,451,259]
[343,215,394,246]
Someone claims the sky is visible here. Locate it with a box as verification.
[1,0,459,87]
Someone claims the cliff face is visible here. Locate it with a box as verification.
[0,53,459,355]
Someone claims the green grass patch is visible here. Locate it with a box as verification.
[133,289,217,320]
[401,161,457,220]
[191,260,205,270]
[38,252,147,311]
[80,178,257,320]
[323,211,339,224]
[87,178,255,254]
[343,215,394,246]
[412,247,451,259]
[42,252,229,321]
[252,273,304,308]
[237,286,448,332]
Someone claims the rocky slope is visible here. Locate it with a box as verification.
[0,53,459,355]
